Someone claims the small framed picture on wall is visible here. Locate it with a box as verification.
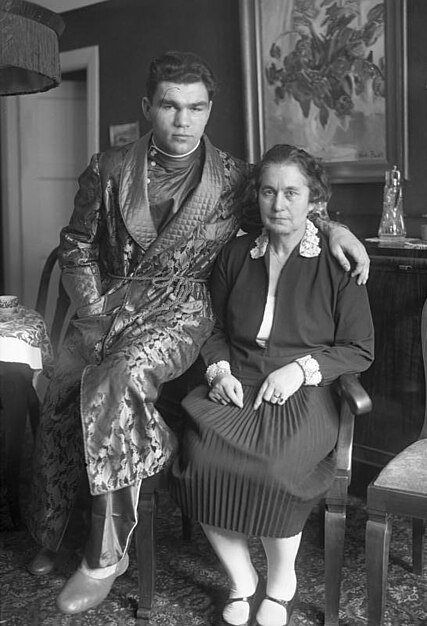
[109,121,140,147]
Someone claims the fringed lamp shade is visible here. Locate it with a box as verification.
[0,0,65,95]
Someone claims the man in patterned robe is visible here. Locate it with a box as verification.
[27,50,369,614]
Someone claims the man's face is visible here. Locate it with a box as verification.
[142,81,212,155]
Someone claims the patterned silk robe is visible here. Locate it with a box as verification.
[29,133,250,550]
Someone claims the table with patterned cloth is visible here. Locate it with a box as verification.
[0,305,53,527]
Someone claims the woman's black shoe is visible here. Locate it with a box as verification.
[221,575,265,626]
[254,587,298,626]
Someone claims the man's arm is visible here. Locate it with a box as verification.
[59,154,105,316]
[311,213,370,285]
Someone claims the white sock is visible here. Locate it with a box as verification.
[256,533,301,626]
[201,523,258,625]
[79,552,128,579]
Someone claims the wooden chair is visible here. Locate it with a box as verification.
[365,298,427,626]
[135,373,372,625]
[323,373,373,626]
[135,469,193,622]
[135,365,201,622]
[35,245,70,354]
[23,246,70,445]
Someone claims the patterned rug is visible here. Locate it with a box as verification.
[1,439,426,625]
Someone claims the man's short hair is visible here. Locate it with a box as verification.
[146,50,217,102]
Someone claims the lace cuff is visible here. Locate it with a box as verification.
[295,355,322,386]
[205,360,231,386]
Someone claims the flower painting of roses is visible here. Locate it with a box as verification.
[240,0,406,181]
[262,0,385,165]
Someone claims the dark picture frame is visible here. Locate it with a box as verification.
[239,0,408,183]
[109,121,140,147]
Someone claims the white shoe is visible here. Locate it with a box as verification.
[56,553,129,614]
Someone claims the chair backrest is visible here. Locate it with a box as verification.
[35,246,71,354]
[419,298,427,439]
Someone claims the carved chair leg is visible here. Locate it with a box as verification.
[316,501,326,549]
[412,518,425,575]
[365,512,391,626]
[324,502,346,626]
[135,491,157,623]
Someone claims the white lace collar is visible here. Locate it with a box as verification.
[250,219,321,259]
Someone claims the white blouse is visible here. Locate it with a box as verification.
[256,249,286,348]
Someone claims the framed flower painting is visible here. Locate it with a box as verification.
[239,0,408,182]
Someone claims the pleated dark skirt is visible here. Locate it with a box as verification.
[170,383,339,538]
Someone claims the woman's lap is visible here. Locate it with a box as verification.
[171,383,339,536]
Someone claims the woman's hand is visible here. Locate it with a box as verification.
[328,225,370,285]
[253,362,304,410]
[209,373,244,408]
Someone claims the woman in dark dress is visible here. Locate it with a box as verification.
[170,144,374,626]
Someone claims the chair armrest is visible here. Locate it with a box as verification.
[338,373,372,416]
[334,374,372,474]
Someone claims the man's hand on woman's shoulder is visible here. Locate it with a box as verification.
[328,224,370,285]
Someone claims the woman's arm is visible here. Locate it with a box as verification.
[201,250,232,367]
[292,271,374,387]
[311,273,374,384]
[200,250,245,407]
[253,271,374,409]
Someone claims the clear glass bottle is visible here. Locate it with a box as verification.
[378,165,406,245]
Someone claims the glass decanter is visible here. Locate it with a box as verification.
[378,165,406,245]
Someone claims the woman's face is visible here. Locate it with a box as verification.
[258,162,314,239]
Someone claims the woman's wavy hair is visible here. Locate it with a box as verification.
[253,144,331,204]
[146,50,217,102]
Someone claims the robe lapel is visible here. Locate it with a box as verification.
[119,133,225,262]
[142,135,225,262]
[119,133,157,252]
